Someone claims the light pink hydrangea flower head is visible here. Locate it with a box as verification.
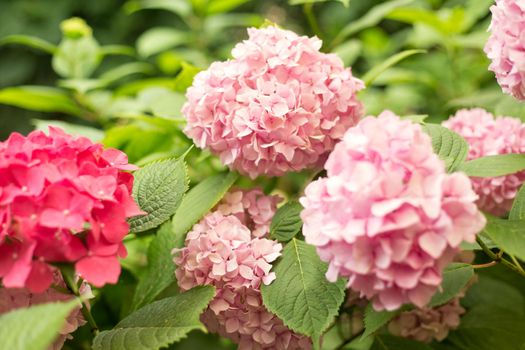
[0,127,143,292]
[0,272,93,350]
[175,189,311,349]
[183,26,365,178]
[484,0,525,99]
[301,112,486,311]
[443,108,525,216]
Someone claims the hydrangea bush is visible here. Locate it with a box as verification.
[1,2,525,350]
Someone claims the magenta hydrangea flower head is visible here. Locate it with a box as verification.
[0,127,143,292]
[0,272,93,350]
[175,189,311,349]
[443,108,525,216]
[485,0,525,99]
[183,26,365,178]
[300,111,486,311]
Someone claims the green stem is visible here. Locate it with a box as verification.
[303,3,322,39]
[510,254,525,274]
[476,236,525,278]
[60,267,99,335]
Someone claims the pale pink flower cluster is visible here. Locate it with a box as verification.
[174,189,311,349]
[183,26,364,178]
[443,108,525,216]
[301,112,486,311]
[0,273,92,350]
[485,0,525,100]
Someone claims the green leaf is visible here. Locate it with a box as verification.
[32,119,104,142]
[137,87,186,119]
[362,49,426,86]
[333,39,362,66]
[129,158,188,233]
[99,62,155,85]
[261,238,346,345]
[130,222,184,311]
[482,217,525,261]
[93,286,215,350]
[52,36,101,79]
[136,27,190,58]
[362,304,401,340]
[124,0,192,17]
[173,62,201,92]
[99,45,135,57]
[0,300,79,350]
[0,86,81,116]
[289,0,349,6]
[207,0,252,14]
[0,34,56,54]
[428,263,474,307]
[457,154,525,178]
[371,335,432,350]
[270,201,303,242]
[510,184,525,220]
[171,173,238,238]
[422,124,469,172]
[330,0,414,48]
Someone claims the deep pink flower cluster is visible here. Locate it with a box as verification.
[443,108,525,216]
[301,112,486,311]
[0,272,92,350]
[0,127,142,292]
[183,26,364,178]
[485,0,525,100]
[175,189,311,349]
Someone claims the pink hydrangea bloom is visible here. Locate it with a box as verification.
[0,127,143,292]
[301,112,486,311]
[484,0,525,100]
[0,272,93,350]
[443,108,525,216]
[175,189,311,349]
[183,26,364,178]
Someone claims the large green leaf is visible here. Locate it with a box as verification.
[261,238,346,345]
[422,124,469,172]
[136,27,190,58]
[0,34,56,54]
[129,158,188,233]
[362,304,401,340]
[0,300,79,350]
[510,184,525,220]
[93,286,215,350]
[362,49,426,86]
[457,154,525,178]
[482,217,525,261]
[370,335,432,350]
[0,86,81,116]
[428,263,474,307]
[270,201,303,242]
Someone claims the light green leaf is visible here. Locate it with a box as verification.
[457,154,525,178]
[0,86,81,116]
[510,184,525,220]
[124,0,192,17]
[99,45,135,57]
[32,119,104,142]
[401,114,428,123]
[0,34,56,54]
[362,49,426,86]
[137,87,186,119]
[129,158,188,233]
[99,62,155,85]
[0,300,79,350]
[261,238,346,345]
[173,62,201,92]
[330,0,414,48]
[482,217,525,261]
[289,0,349,6]
[93,286,215,350]
[137,27,190,58]
[207,0,252,14]
[52,36,101,79]
[362,304,401,340]
[270,201,303,242]
[422,124,469,172]
[371,335,433,350]
[428,263,474,307]
[332,39,362,66]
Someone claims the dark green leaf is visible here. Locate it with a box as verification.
[422,124,469,172]
[362,304,401,340]
[509,184,525,220]
[0,34,56,54]
[270,201,303,242]
[428,263,474,307]
[371,335,432,350]
[457,154,525,178]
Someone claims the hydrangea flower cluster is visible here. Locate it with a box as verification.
[443,108,525,216]
[183,26,364,178]
[174,189,311,349]
[0,127,142,292]
[301,111,486,311]
[484,0,525,100]
[0,272,93,350]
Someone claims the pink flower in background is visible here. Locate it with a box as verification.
[175,189,311,349]
[443,108,525,216]
[485,0,525,100]
[0,272,93,350]
[183,26,364,178]
[0,127,142,292]
[301,112,485,311]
